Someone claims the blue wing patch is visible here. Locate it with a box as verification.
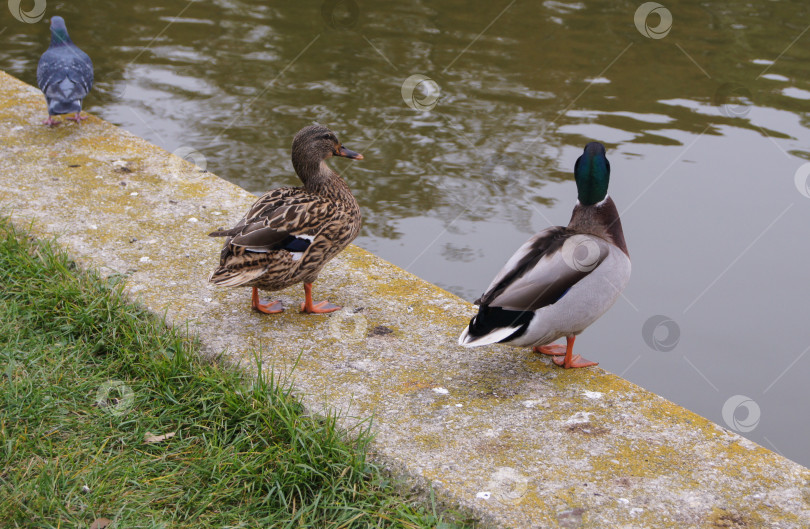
[279,235,312,253]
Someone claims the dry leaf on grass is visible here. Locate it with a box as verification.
[144,431,176,444]
[90,517,112,529]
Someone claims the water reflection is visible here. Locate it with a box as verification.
[2,0,810,466]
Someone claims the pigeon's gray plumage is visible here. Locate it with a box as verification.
[37,16,93,126]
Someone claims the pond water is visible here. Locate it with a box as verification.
[3,0,810,467]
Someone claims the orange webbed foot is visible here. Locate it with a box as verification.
[251,287,283,314]
[300,300,341,314]
[300,282,341,314]
[533,344,566,356]
[548,336,599,369]
[553,354,598,369]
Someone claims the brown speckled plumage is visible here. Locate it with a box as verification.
[209,125,362,300]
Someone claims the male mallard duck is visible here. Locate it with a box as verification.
[209,125,363,314]
[458,142,630,368]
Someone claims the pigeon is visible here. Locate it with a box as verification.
[37,16,94,126]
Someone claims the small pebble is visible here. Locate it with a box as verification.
[113,160,133,173]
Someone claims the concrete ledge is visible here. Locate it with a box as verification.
[1,70,808,528]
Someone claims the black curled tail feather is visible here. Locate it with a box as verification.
[465,305,534,343]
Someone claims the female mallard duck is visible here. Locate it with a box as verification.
[458,142,630,368]
[209,125,363,314]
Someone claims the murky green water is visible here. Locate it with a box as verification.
[3,0,810,467]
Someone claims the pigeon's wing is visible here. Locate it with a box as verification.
[37,50,58,93]
[66,49,93,98]
[37,47,93,109]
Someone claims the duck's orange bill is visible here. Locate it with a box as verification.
[336,145,364,160]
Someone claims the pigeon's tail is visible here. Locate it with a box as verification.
[47,98,82,116]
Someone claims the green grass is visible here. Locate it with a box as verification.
[0,218,473,529]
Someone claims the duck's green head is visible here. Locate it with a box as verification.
[574,142,610,206]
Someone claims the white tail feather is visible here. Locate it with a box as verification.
[458,325,520,347]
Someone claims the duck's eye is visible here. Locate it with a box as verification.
[322,133,332,141]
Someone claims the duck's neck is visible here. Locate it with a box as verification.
[296,159,359,210]
[568,196,629,256]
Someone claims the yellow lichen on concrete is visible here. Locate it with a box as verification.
[1,70,808,528]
